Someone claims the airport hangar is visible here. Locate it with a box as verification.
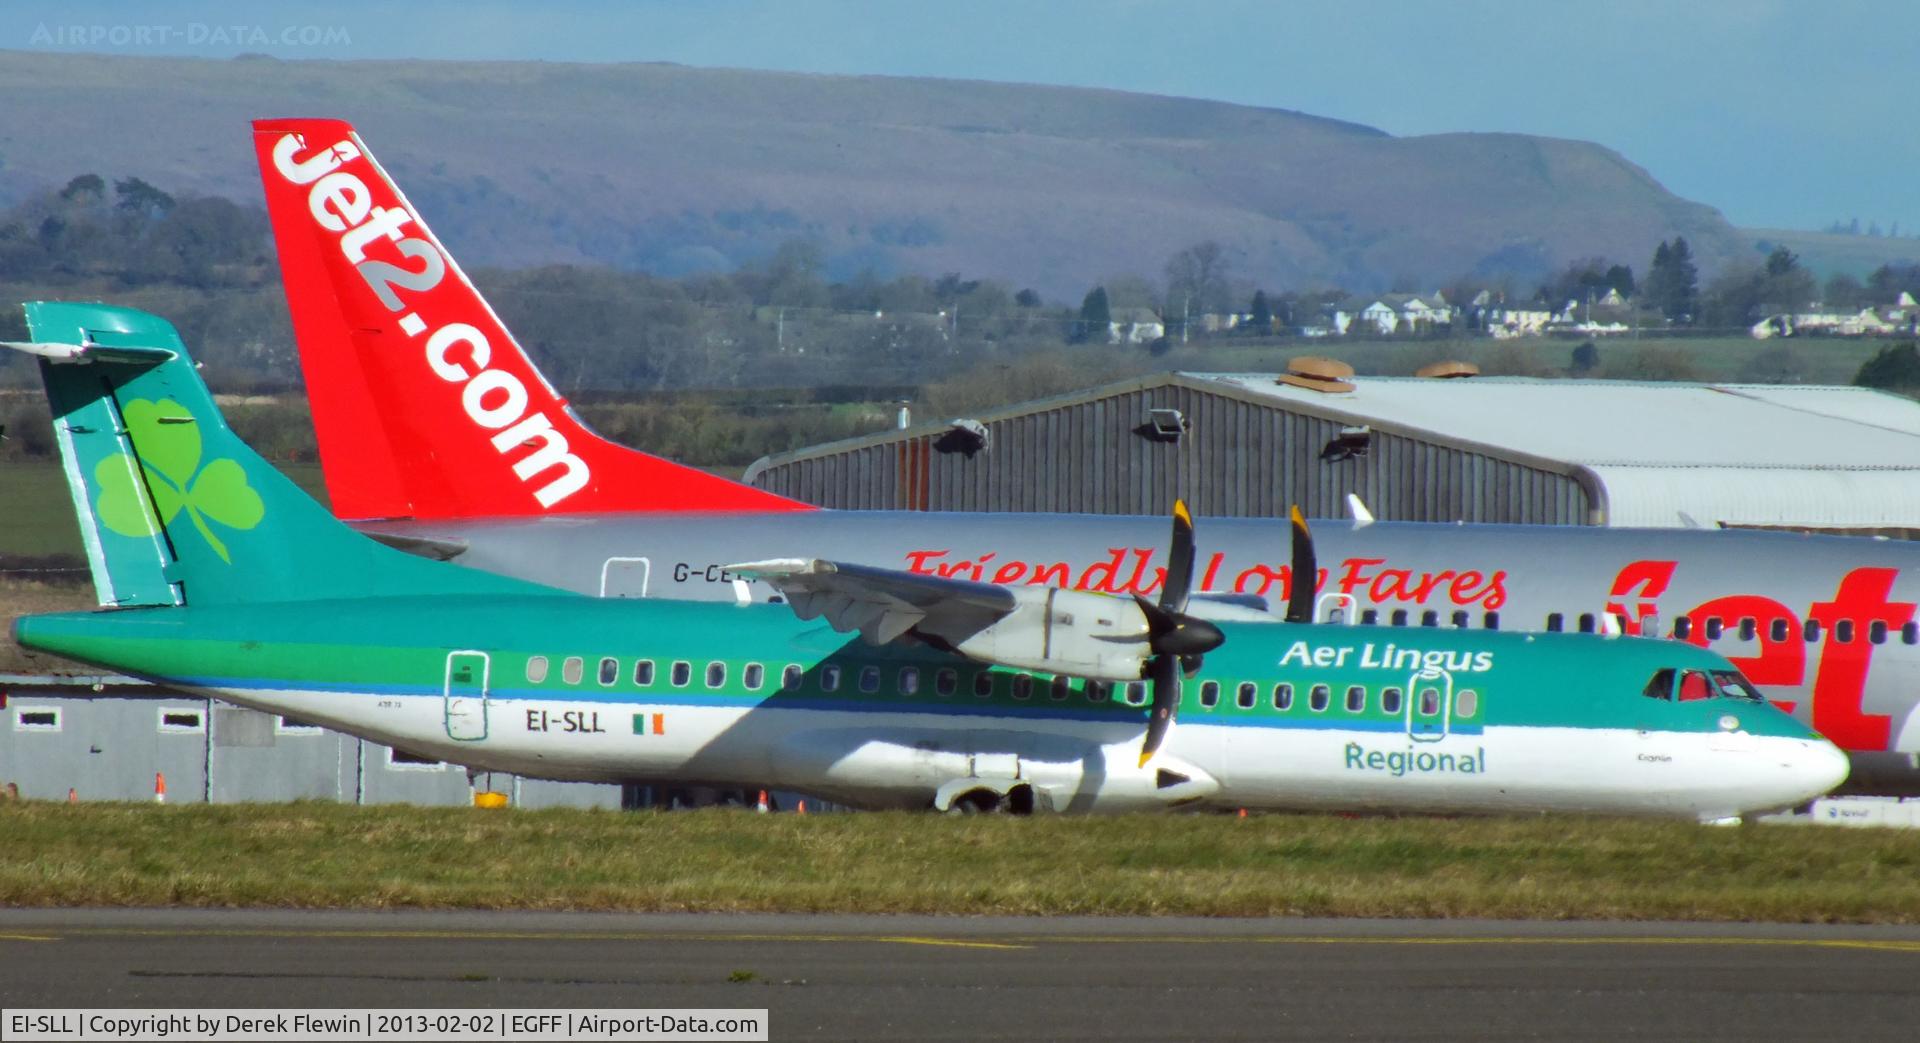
[14,363,1920,808]
[745,363,1920,533]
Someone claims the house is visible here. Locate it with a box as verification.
[1109,308,1165,344]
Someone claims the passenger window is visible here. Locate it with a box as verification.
[1804,620,1821,642]
[1578,613,1595,634]
[1456,689,1478,717]
[525,656,549,683]
[1770,619,1789,642]
[1087,681,1110,703]
[1309,685,1330,712]
[1421,610,1439,627]
[901,668,921,695]
[1361,609,1379,625]
[1739,618,1757,641]
[974,672,995,698]
[670,660,691,687]
[633,659,655,686]
[1381,686,1403,715]
[1642,669,1674,700]
[1673,617,1692,640]
[1837,620,1855,644]
[935,669,957,696]
[1546,613,1563,632]
[1012,674,1033,700]
[1705,617,1723,640]
[706,661,727,688]
[1125,681,1148,706]
[1678,670,1713,701]
[562,656,584,685]
[1391,609,1408,626]
[1870,621,1887,645]
[782,665,803,691]
[1236,682,1257,709]
[1050,675,1071,701]
[1199,681,1220,708]
[1483,611,1500,631]
[598,657,619,686]
[1452,610,1469,629]
[1419,688,1440,716]
[744,663,764,691]
[1272,683,1293,710]
[859,665,881,693]
[1905,622,1919,645]
[820,663,841,692]
[1344,685,1365,713]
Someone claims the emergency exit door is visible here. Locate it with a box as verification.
[444,651,491,741]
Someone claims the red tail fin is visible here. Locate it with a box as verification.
[252,118,812,520]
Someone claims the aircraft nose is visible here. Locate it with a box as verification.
[1790,738,1852,800]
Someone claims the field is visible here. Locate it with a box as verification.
[0,803,1916,921]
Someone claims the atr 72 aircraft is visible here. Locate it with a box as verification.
[4,303,1847,819]
[252,118,1920,787]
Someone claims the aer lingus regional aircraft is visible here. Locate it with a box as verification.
[253,118,1920,787]
[3,304,1848,818]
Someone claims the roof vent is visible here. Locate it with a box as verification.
[934,418,990,457]
[1415,360,1480,379]
[1276,356,1356,394]
[1136,407,1188,443]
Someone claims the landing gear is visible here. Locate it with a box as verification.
[941,783,1036,816]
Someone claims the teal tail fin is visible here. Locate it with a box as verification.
[12,302,556,607]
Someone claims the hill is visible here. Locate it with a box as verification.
[0,50,1751,299]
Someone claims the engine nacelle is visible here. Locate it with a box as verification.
[937,587,1152,680]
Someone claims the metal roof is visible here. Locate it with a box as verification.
[1190,374,1920,528]
[747,372,1920,530]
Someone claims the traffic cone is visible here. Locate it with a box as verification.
[154,772,166,804]
[67,787,77,804]
[796,800,807,816]
[1237,808,1247,819]
[756,790,770,813]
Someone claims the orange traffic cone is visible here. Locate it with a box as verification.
[797,800,807,815]
[755,790,770,813]
[1237,808,1247,818]
[154,772,166,804]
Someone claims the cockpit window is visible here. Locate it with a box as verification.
[1642,668,1674,701]
[1709,670,1766,702]
[1677,670,1714,702]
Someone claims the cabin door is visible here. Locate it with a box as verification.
[600,556,652,598]
[444,651,491,741]
[1404,668,1454,744]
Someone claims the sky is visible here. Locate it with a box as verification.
[5,0,1913,235]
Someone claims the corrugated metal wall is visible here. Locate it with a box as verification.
[753,381,1590,524]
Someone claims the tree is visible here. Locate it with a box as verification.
[1645,237,1698,322]
[59,173,104,203]
[1014,288,1041,308]
[1249,290,1273,332]
[1855,341,1920,391]
[1604,264,1635,297]
[1075,285,1111,343]
[1163,241,1231,315]
[113,176,174,216]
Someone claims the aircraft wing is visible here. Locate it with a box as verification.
[728,558,1016,645]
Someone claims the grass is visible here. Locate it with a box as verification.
[0,802,1916,922]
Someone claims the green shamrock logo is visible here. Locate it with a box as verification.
[94,398,264,563]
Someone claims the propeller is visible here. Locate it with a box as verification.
[1137,499,1225,767]
[1285,505,1317,624]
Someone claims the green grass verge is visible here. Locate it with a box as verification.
[2,803,1917,921]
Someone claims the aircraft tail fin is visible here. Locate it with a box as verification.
[10,302,554,607]
[251,117,813,522]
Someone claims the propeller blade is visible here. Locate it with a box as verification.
[1286,505,1317,623]
[1139,652,1180,767]
[1160,498,1196,613]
